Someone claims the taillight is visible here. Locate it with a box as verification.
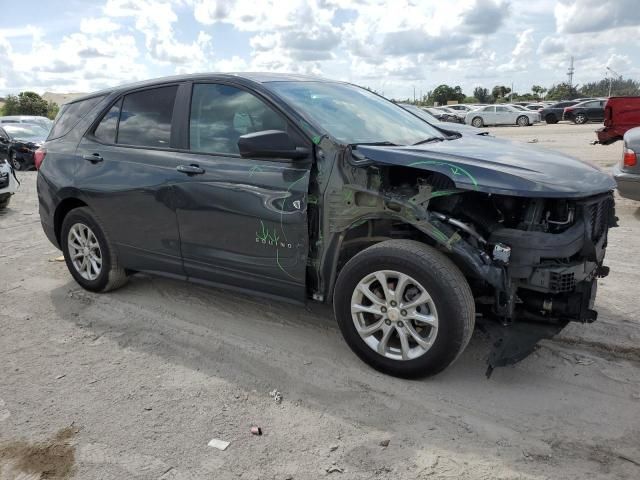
[623,146,637,167]
[564,107,574,113]
[34,148,46,170]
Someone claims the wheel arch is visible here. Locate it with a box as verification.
[54,197,89,244]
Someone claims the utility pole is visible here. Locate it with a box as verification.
[413,86,416,103]
[567,56,575,89]
[606,66,622,97]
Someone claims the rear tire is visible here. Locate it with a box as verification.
[333,240,475,378]
[60,207,128,293]
[574,113,587,124]
[545,114,558,124]
[517,115,530,126]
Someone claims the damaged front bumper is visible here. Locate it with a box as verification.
[481,193,616,375]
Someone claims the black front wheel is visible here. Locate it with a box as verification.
[333,240,475,378]
[545,114,558,124]
[9,152,22,171]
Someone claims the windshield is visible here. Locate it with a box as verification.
[268,81,442,145]
[3,124,48,140]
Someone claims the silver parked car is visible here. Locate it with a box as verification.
[613,126,640,201]
[465,105,539,127]
[0,115,53,132]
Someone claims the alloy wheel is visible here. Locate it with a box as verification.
[575,113,587,124]
[350,270,439,361]
[471,117,483,128]
[67,223,102,281]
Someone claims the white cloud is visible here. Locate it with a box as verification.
[555,0,640,34]
[80,17,121,34]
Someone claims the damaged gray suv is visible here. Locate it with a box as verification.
[37,73,617,377]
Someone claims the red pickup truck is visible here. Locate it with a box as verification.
[596,96,640,144]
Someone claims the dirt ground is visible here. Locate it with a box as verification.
[1,123,639,480]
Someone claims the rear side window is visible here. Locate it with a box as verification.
[49,96,104,140]
[94,100,121,144]
[189,83,287,155]
[117,86,178,147]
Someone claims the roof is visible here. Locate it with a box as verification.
[70,72,334,104]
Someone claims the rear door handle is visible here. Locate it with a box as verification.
[83,153,103,163]
[176,164,205,175]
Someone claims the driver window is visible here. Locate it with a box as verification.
[190,83,288,155]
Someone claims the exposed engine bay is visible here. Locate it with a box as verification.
[316,153,617,375]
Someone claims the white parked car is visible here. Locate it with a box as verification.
[0,115,53,132]
[465,105,539,127]
[0,159,18,209]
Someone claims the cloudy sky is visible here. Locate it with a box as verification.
[0,0,637,99]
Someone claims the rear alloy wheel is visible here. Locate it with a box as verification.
[61,207,128,292]
[574,113,587,124]
[9,152,22,171]
[471,117,483,128]
[545,114,558,124]
[517,115,530,126]
[334,240,475,378]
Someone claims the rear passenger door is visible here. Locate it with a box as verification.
[172,82,311,301]
[481,106,496,125]
[76,84,185,275]
[495,106,513,125]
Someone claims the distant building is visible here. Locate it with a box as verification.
[42,92,87,106]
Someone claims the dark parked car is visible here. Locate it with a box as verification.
[0,123,49,170]
[563,99,606,124]
[539,101,579,124]
[37,73,617,378]
[613,126,640,201]
[596,96,640,145]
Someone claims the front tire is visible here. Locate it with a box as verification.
[0,195,10,210]
[545,114,558,124]
[517,115,530,126]
[333,240,475,378]
[471,117,484,128]
[9,152,22,171]
[60,207,127,292]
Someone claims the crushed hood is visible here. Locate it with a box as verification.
[355,135,616,198]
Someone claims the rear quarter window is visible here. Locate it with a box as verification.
[48,95,105,140]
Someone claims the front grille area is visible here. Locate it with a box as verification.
[583,194,613,242]
[549,271,576,292]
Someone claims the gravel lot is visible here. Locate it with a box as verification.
[1,123,639,479]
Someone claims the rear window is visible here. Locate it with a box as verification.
[117,86,178,148]
[49,96,105,140]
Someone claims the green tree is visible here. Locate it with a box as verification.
[491,85,511,101]
[431,84,465,105]
[2,92,49,116]
[47,101,60,120]
[546,82,579,100]
[579,78,640,97]
[531,85,547,100]
[473,86,491,103]
[2,95,20,115]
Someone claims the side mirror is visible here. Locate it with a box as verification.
[238,130,309,160]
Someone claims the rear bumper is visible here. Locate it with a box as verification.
[613,165,640,201]
[596,126,624,145]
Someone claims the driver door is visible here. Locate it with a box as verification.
[173,82,311,302]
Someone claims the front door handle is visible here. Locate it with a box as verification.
[176,164,205,175]
[83,153,103,163]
